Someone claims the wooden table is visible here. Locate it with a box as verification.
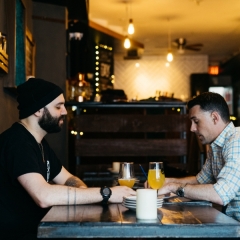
[37,198,240,238]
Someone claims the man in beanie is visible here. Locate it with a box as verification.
[0,78,135,239]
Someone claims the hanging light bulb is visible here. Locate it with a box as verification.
[124,36,131,49]
[166,19,173,62]
[167,51,173,62]
[128,19,134,35]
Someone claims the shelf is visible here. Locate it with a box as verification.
[65,101,187,110]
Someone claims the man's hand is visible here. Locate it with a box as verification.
[109,186,136,203]
[144,180,150,188]
[157,182,181,195]
[144,178,181,196]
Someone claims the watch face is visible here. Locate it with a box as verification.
[103,188,110,196]
[177,187,184,197]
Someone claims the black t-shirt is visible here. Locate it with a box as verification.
[0,123,62,239]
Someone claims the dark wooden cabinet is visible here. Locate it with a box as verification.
[66,101,200,186]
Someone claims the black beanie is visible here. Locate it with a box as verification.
[17,78,64,119]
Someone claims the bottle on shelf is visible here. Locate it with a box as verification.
[67,73,93,102]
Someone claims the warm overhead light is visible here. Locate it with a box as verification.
[124,36,131,49]
[128,19,134,35]
[166,19,173,62]
[167,51,173,62]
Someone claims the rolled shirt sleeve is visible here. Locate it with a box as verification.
[213,144,240,205]
[196,123,240,206]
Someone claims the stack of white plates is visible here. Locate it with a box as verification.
[122,195,164,211]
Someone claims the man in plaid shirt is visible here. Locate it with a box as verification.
[158,92,240,221]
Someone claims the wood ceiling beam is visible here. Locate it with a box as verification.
[89,20,144,49]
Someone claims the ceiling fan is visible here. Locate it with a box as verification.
[173,38,203,54]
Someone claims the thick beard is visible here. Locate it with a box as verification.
[38,107,64,133]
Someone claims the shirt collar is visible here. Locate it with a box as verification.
[211,122,234,148]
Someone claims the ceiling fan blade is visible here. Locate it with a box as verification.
[173,38,203,51]
[185,43,203,51]
[172,41,179,47]
[186,43,203,47]
[185,46,202,51]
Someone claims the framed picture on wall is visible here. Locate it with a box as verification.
[25,27,35,78]
[3,0,27,89]
[0,32,8,74]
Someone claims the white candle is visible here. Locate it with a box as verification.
[112,162,120,172]
[136,189,157,219]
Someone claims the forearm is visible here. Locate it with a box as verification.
[165,176,198,185]
[18,173,136,208]
[167,183,223,205]
[158,176,223,205]
[39,185,102,207]
[65,176,87,188]
[40,184,136,208]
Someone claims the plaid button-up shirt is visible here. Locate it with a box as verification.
[196,122,240,221]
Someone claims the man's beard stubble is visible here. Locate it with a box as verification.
[38,107,65,133]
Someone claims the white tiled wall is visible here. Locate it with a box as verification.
[114,55,208,101]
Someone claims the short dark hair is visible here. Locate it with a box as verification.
[187,92,230,123]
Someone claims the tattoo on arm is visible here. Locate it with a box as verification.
[74,188,76,205]
[68,187,70,205]
[65,176,87,188]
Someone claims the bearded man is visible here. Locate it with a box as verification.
[0,78,135,239]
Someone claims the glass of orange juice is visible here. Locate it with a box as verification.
[148,162,165,190]
[118,162,135,188]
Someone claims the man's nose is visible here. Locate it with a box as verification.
[62,106,67,115]
[190,123,196,132]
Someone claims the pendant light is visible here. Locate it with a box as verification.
[124,2,132,49]
[166,20,173,62]
[127,1,134,35]
[128,19,134,35]
[124,36,131,49]
[167,51,173,62]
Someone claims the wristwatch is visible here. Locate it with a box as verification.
[100,186,112,204]
[176,185,185,197]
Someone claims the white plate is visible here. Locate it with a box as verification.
[123,196,164,206]
[123,199,163,206]
[122,203,136,211]
[122,200,163,207]
[122,203,162,208]
[124,195,164,201]
[122,202,162,211]
[123,195,137,201]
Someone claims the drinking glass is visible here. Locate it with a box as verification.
[148,162,165,190]
[118,162,135,188]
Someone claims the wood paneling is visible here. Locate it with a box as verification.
[76,139,187,157]
[74,114,189,164]
[74,114,188,133]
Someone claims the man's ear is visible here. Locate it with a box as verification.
[211,111,220,124]
[34,108,43,117]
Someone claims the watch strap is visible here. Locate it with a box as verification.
[102,198,109,204]
[176,183,187,197]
